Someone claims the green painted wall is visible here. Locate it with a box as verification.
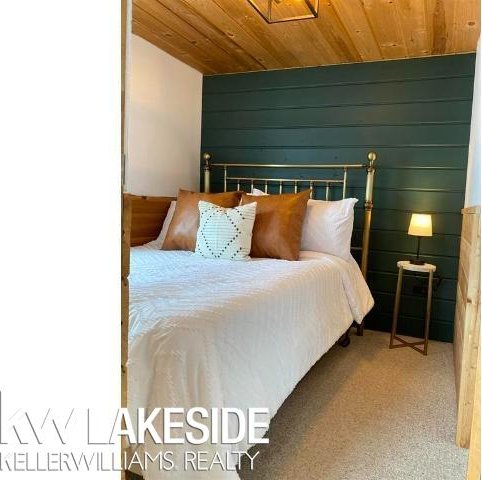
[201,54,476,342]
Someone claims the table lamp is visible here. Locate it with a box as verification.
[408,213,432,265]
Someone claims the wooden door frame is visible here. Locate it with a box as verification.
[121,0,131,478]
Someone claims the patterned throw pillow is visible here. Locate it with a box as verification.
[195,201,257,260]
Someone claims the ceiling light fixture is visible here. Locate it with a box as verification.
[248,0,319,24]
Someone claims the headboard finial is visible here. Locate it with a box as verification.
[367,151,377,169]
[202,153,211,193]
[202,152,211,167]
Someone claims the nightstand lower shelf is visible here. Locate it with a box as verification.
[390,335,427,355]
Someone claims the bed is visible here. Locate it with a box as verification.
[125,152,376,479]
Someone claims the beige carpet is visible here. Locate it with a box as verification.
[239,330,468,480]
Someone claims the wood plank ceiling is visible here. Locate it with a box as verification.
[132,0,480,74]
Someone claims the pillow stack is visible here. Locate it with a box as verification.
[249,188,357,261]
[156,187,358,262]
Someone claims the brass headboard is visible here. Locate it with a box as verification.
[201,151,377,281]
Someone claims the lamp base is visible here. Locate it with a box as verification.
[409,258,425,265]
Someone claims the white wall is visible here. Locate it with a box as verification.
[126,35,202,196]
[465,40,481,207]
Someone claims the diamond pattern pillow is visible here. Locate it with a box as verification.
[195,201,257,260]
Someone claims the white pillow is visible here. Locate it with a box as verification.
[152,200,176,249]
[301,198,358,260]
[195,201,257,260]
[250,187,268,196]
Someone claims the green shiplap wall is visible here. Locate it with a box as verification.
[201,54,476,342]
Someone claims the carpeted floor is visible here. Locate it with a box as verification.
[238,330,468,480]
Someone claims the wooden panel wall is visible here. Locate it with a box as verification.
[126,194,174,246]
[201,54,476,341]
[454,206,481,448]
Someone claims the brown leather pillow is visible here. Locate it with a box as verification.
[241,190,310,261]
[162,189,242,251]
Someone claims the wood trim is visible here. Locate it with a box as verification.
[120,1,130,478]
[454,206,481,448]
[462,205,482,214]
[467,349,481,479]
[121,193,131,405]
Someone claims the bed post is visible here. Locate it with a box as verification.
[357,151,376,336]
[361,151,376,278]
[203,152,211,193]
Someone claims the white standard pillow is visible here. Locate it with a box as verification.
[151,200,176,249]
[195,200,257,260]
[250,187,268,196]
[301,198,358,260]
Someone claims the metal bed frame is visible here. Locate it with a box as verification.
[201,151,376,336]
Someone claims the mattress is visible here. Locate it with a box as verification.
[128,246,374,479]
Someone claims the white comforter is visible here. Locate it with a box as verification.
[128,247,373,479]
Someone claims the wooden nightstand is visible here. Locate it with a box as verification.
[389,260,436,355]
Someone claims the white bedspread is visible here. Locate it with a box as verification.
[128,247,373,479]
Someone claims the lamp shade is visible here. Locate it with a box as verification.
[408,214,432,237]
